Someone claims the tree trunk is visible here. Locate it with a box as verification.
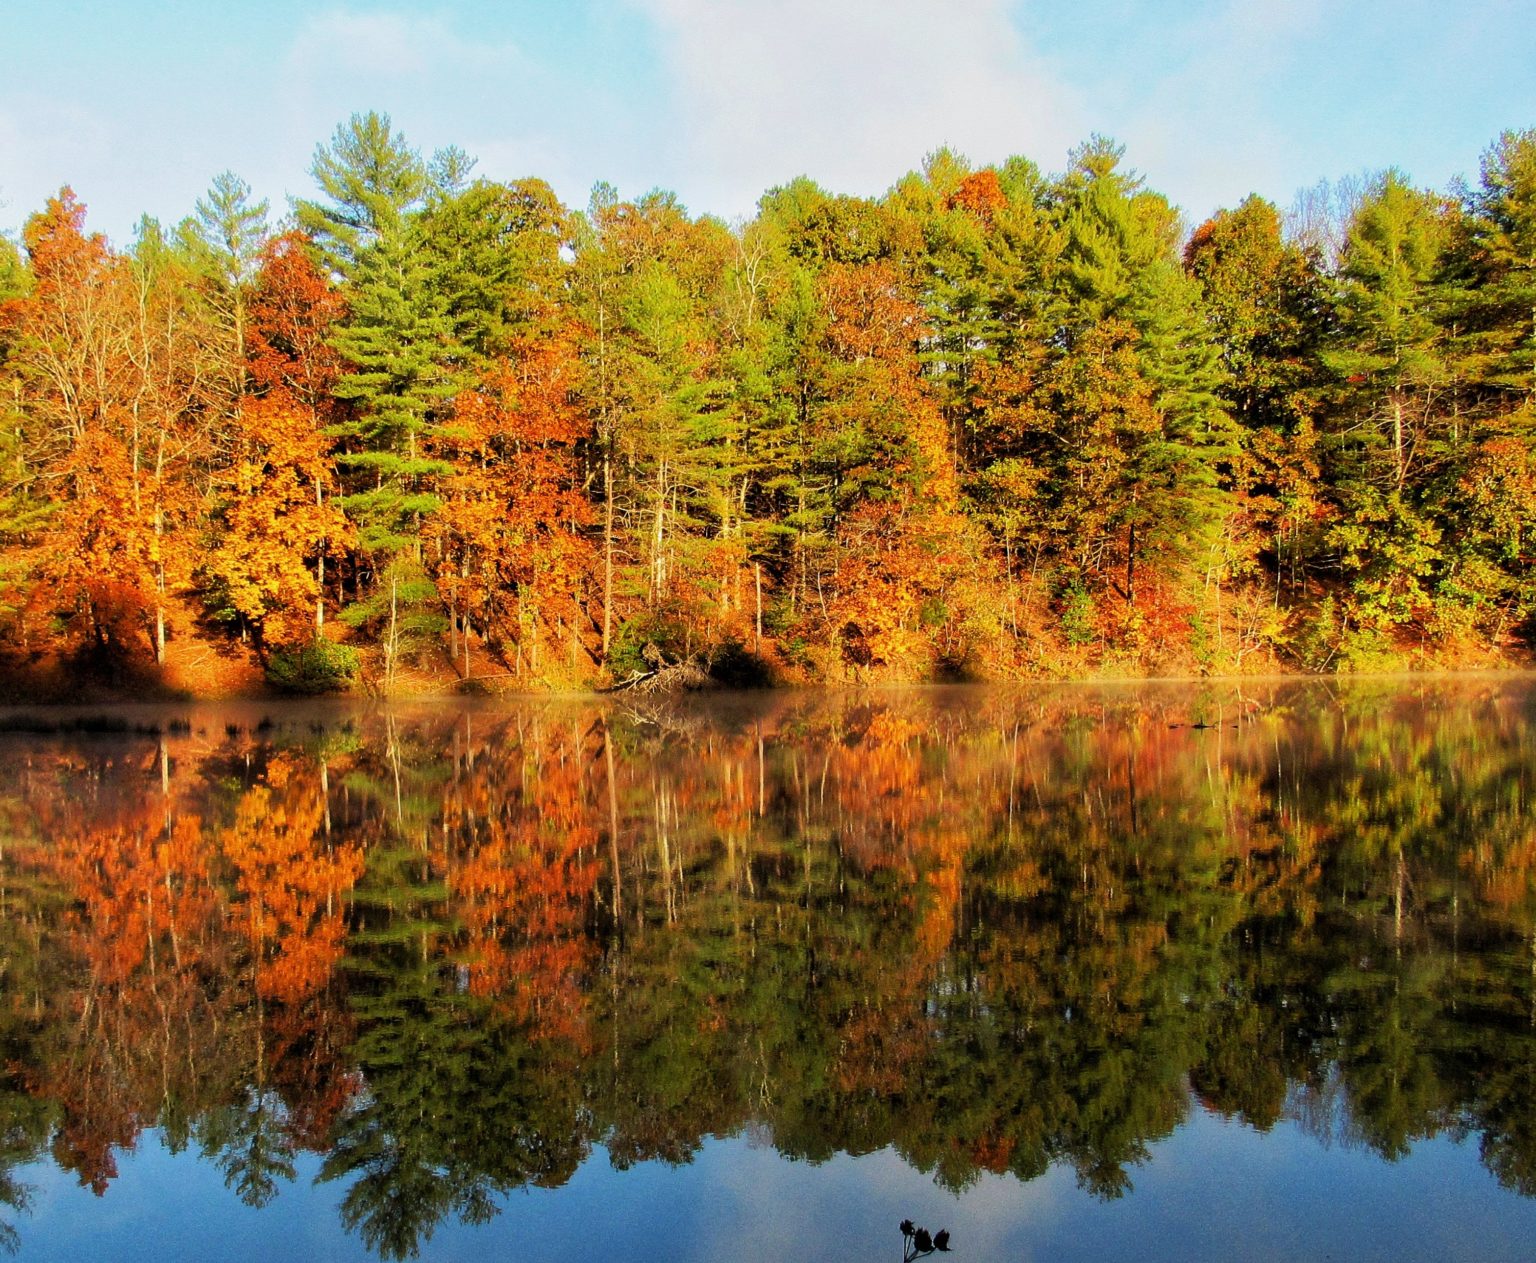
[315,475,326,632]
[603,451,614,659]
[1126,519,1137,608]
[1392,396,1406,488]
[651,457,667,602]
[384,576,399,691]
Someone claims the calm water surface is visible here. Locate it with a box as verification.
[1,681,1535,1261]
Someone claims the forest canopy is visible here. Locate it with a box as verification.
[2,112,1535,695]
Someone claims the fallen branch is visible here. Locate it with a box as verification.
[611,656,712,695]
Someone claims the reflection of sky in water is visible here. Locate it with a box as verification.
[16,1100,1536,1262]
[6,684,1536,1261]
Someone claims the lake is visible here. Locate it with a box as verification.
[1,680,1534,1261]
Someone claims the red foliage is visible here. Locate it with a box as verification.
[948,170,1007,221]
[248,232,348,419]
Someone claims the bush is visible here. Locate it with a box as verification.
[1059,578,1096,647]
[607,612,691,678]
[266,639,360,694]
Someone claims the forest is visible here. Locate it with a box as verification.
[1,112,1534,696]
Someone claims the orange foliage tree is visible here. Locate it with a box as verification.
[203,390,354,648]
[247,232,348,421]
[813,261,992,677]
[6,190,212,664]
[426,333,597,679]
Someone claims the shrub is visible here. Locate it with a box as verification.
[266,639,359,694]
[1059,578,1096,647]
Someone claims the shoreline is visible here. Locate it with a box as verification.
[3,665,1534,723]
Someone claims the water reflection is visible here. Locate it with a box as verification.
[1,681,1535,1258]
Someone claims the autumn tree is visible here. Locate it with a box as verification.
[6,191,209,666]
[203,390,355,648]
[121,218,221,662]
[426,334,597,681]
[789,258,989,677]
[247,231,349,418]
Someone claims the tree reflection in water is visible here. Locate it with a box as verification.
[0,681,1533,1257]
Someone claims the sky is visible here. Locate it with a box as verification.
[0,0,1532,247]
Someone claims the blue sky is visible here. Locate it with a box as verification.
[1,0,1531,246]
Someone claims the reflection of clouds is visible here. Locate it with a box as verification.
[1142,1104,1500,1263]
[20,1136,335,1257]
[930,1155,1076,1263]
[696,1139,1071,1263]
[649,1106,1536,1263]
[1285,1064,1363,1152]
[19,1116,1532,1263]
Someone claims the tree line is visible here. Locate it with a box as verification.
[2,113,1534,693]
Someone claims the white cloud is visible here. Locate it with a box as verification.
[8,0,1511,250]
[284,8,529,81]
[277,8,540,168]
[272,7,644,214]
[1091,0,1513,224]
[1076,0,1324,221]
[629,0,1088,216]
[0,94,137,239]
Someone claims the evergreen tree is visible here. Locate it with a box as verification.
[1323,172,1461,638]
[330,223,459,513]
[1469,129,1536,401]
[417,176,569,360]
[1184,195,1328,436]
[294,111,429,280]
[1052,137,1175,328]
[298,114,469,678]
[177,170,270,400]
[185,170,270,289]
[1131,262,1239,596]
[1330,172,1457,489]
